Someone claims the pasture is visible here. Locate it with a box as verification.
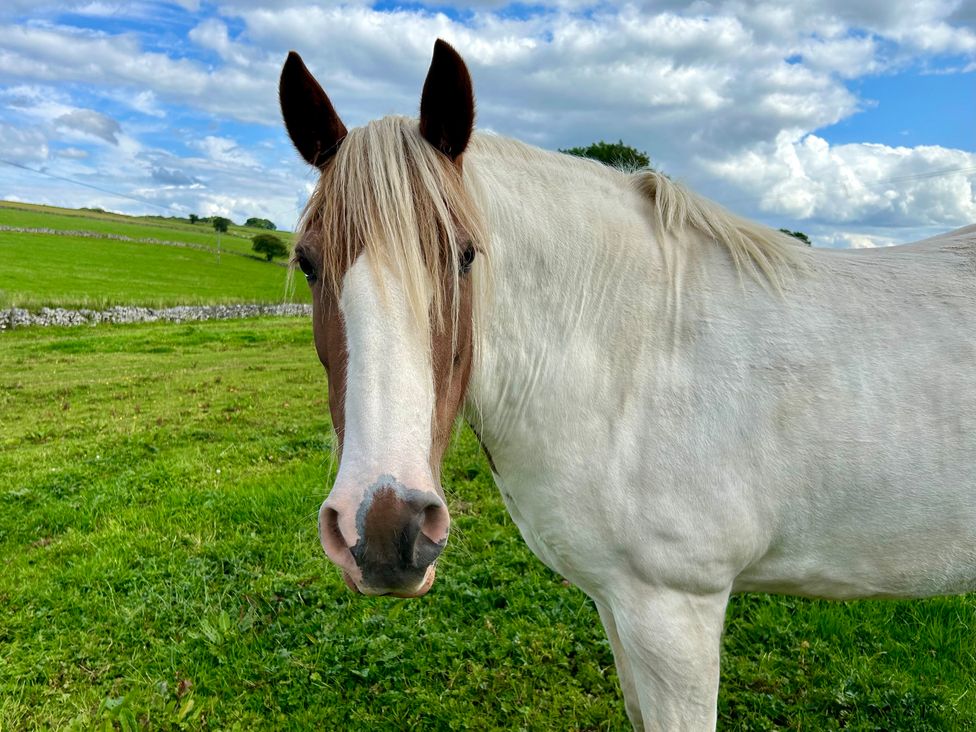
[2,319,975,730]
[0,203,306,310]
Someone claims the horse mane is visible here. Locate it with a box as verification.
[299,115,488,337]
[632,169,809,289]
[466,133,808,290]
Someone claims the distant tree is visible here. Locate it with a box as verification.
[211,216,232,264]
[252,233,289,261]
[779,228,812,246]
[245,217,276,230]
[560,140,651,170]
[188,214,199,225]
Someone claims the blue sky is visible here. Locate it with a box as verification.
[0,1,973,247]
[823,67,974,149]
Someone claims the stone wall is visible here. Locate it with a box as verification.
[0,304,312,330]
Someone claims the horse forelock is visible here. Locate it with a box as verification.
[297,115,489,339]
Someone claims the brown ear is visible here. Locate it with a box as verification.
[419,39,474,161]
[279,51,347,168]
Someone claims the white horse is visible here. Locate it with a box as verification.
[280,40,976,730]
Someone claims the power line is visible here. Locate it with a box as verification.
[879,164,976,184]
[0,158,176,214]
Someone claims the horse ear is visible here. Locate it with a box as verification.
[419,39,474,161]
[279,51,347,169]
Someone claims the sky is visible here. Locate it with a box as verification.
[0,1,973,248]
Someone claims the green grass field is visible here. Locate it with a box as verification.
[3,319,975,730]
[0,204,306,310]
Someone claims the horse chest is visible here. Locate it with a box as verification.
[490,476,575,570]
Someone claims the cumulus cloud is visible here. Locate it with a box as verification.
[188,18,252,67]
[0,122,49,163]
[192,136,261,169]
[0,22,279,124]
[150,166,199,186]
[125,90,165,118]
[704,133,976,227]
[57,146,89,159]
[54,108,121,144]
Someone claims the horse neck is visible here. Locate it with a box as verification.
[463,144,672,463]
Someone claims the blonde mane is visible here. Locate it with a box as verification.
[468,132,807,291]
[298,115,488,337]
[633,169,810,289]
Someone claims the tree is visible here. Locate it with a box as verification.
[212,216,232,264]
[560,140,651,170]
[252,233,289,261]
[245,217,277,230]
[779,228,812,246]
[188,214,199,225]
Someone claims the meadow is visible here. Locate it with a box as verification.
[3,319,975,730]
[0,203,305,310]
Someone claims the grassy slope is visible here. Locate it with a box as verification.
[0,201,291,256]
[2,320,974,730]
[0,206,307,309]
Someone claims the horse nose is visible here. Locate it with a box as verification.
[319,476,450,596]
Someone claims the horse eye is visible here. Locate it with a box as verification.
[297,253,318,283]
[459,244,476,275]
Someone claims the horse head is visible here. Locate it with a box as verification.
[280,40,483,597]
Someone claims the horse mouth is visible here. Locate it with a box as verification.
[340,570,363,594]
[341,564,437,598]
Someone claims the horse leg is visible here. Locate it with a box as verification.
[611,587,730,731]
[596,601,645,731]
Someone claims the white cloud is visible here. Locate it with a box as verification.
[0,22,281,124]
[702,132,976,230]
[57,146,89,159]
[125,89,165,118]
[55,108,121,144]
[192,136,261,169]
[0,122,49,163]
[188,18,252,67]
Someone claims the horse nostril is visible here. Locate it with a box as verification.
[320,505,348,555]
[421,501,450,546]
[408,500,449,568]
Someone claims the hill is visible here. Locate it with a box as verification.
[0,201,307,309]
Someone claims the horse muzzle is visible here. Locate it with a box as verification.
[319,474,449,597]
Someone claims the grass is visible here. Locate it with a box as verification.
[2,319,974,730]
[0,229,307,309]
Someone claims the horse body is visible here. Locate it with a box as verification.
[468,139,976,605]
[280,41,976,731]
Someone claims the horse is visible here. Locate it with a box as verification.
[279,39,976,731]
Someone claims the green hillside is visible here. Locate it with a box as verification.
[0,202,305,309]
[0,200,292,255]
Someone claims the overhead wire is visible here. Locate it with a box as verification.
[0,158,176,214]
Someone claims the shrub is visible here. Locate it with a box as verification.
[252,233,289,261]
[245,217,277,230]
